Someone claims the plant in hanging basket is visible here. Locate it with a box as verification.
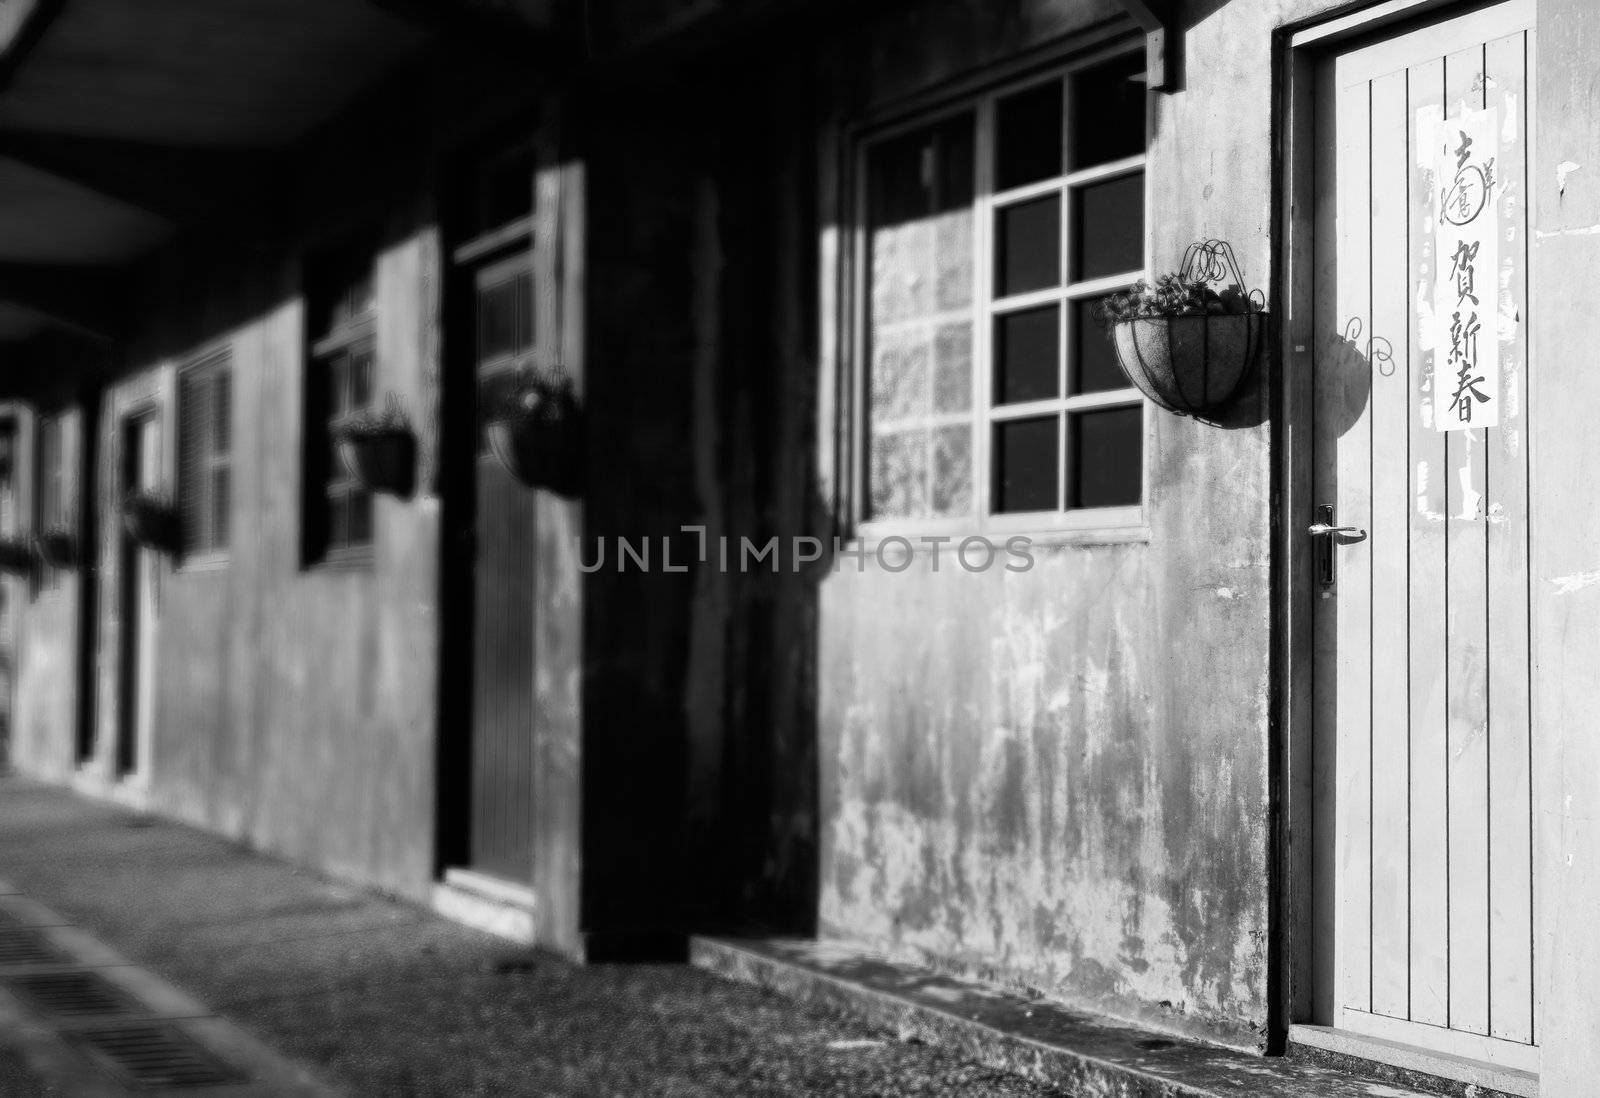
[333,397,417,497]
[0,536,34,577]
[486,365,584,498]
[122,491,181,553]
[34,528,76,569]
[1094,240,1268,418]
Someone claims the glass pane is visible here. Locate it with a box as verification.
[1072,297,1129,393]
[932,322,973,412]
[478,276,526,363]
[993,416,1058,513]
[994,305,1060,405]
[1070,405,1143,508]
[931,425,972,516]
[477,369,519,454]
[211,468,230,550]
[1071,172,1143,281]
[329,494,348,551]
[995,195,1061,297]
[870,329,929,423]
[869,429,927,520]
[212,368,231,455]
[347,489,373,546]
[349,348,373,410]
[868,113,977,325]
[996,80,1063,191]
[1069,53,1147,170]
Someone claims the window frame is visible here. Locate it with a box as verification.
[33,412,65,594]
[302,240,379,569]
[175,349,233,568]
[846,42,1153,546]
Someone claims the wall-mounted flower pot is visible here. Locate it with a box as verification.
[122,496,181,554]
[337,430,416,497]
[487,417,583,498]
[35,530,76,569]
[1111,312,1266,418]
[0,538,34,577]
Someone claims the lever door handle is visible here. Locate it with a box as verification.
[1308,523,1367,541]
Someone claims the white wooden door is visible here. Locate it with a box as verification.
[1312,0,1536,1070]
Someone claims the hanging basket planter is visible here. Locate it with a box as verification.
[1097,240,1268,418]
[35,529,76,569]
[333,398,417,497]
[486,366,584,499]
[0,537,34,577]
[122,493,181,554]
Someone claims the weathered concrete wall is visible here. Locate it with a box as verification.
[1529,0,1600,1087]
[10,405,81,781]
[17,73,456,900]
[814,0,1343,1049]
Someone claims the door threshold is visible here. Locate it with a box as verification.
[1289,1024,1537,1098]
[432,867,537,944]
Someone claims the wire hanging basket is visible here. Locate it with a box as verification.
[1099,240,1268,418]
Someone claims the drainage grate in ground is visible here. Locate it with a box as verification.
[5,970,146,1019]
[72,1024,248,1089]
[0,928,66,966]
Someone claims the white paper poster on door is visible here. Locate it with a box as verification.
[1431,105,1499,431]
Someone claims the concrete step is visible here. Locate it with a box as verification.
[690,936,1526,1098]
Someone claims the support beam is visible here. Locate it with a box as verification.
[0,0,60,97]
[368,0,564,65]
[1113,0,1179,93]
[0,130,269,226]
[0,263,125,343]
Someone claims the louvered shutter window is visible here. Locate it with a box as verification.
[177,354,231,558]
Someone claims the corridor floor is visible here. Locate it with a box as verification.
[0,777,1071,1097]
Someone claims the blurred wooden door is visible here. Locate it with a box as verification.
[1311,0,1536,1070]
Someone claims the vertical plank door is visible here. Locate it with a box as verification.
[1312,0,1536,1070]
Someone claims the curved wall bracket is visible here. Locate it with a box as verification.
[1113,0,1180,93]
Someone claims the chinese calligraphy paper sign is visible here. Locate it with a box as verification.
[1430,106,1499,431]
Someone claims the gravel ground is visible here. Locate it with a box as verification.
[0,778,1070,1097]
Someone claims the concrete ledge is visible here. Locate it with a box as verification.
[691,937,1517,1098]
[1289,1025,1536,1098]
[430,871,536,944]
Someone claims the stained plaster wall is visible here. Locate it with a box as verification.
[10,405,84,781]
[14,72,459,901]
[816,0,1357,1050]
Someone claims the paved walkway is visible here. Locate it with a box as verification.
[0,777,1071,1096]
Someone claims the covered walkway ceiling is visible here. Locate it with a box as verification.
[0,0,438,345]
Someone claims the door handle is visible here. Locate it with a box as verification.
[1311,505,1364,590]
[1307,523,1367,541]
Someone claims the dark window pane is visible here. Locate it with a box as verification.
[478,142,537,232]
[349,348,373,410]
[996,195,1061,296]
[869,429,928,519]
[932,323,973,412]
[329,494,348,550]
[213,368,231,454]
[993,416,1058,513]
[347,490,373,546]
[931,425,972,516]
[994,305,1059,405]
[1072,297,1129,393]
[1070,405,1143,508]
[868,112,976,229]
[996,80,1063,191]
[1072,172,1143,281]
[1069,53,1147,170]
[212,468,230,550]
[478,274,531,362]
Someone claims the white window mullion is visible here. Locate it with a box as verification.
[972,93,997,530]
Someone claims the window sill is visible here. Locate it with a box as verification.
[851,506,1150,555]
[175,552,229,575]
[305,547,374,574]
